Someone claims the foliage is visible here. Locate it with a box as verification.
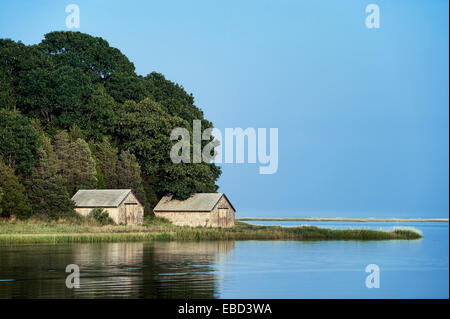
[0,187,3,215]
[25,177,76,219]
[0,158,32,219]
[90,137,119,188]
[90,138,148,207]
[53,131,97,195]
[116,150,148,206]
[88,208,114,226]
[0,65,16,109]
[116,98,220,200]
[33,132,59,179]
[39,31,135,82]
[0,108,41,175]
[142,72,204,123]
[82,86,118,141]
[16,65,94,128]
[0,31,222,218]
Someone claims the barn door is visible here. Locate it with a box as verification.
[218,208,228,227]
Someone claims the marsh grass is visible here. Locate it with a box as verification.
[0,218,422,244]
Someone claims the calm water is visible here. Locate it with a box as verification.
[0,222,448,299]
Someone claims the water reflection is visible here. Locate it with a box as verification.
[1,224,447,299]
[0,241,234,299]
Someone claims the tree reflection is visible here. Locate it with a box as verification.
[0,241,234,299]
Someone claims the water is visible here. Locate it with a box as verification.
[0,222,448,299]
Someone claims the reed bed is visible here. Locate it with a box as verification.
[0,218,422,245]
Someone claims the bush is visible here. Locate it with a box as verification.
[143,215,172,226]
[88,208,114,225]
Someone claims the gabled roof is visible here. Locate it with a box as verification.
[153,193,235,212]
[72,189,132,208]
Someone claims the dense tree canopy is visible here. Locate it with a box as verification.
[0,31,221,219]
[0,108,41,175]
[0,158,32,219]
[25,177,75,219]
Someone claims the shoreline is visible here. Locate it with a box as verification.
[238,217,449,222]
[0,220,422,244]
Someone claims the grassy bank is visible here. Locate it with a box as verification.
[0,218,422,244]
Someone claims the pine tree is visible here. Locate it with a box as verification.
[117,150,148,208]
[27,132,75,219]
[54,131,97,195]
[68,138,97,194]
[53,130,71,181]
[90,138,119,189]
[34,133,58,179]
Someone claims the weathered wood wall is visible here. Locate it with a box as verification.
[154,195,235,228]
[118,192,144,225]
[74,193,144,225]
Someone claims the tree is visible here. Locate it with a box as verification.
[25,132,76,220]
[68,124,85,142]
[39,31,135,82]
[16,65,93,128]
[82,86,118,141]
[104,72,146,104]
[0,65,16,109]
[25,177,75,220]
[116,98,185,177]
[116,150,148,208]
[53,130,71,177]
[53,131,97,195]
[142,72,204,122]
[68,138,98,194]
[90,138,119,189]
[30,178,75,219]
[0,158,32,219]
[0,108,41,175]
[89,138,149,210]
[34,133,59,179]
[95,163,106,189]
[116,98,221,201]
[1,32,222,207]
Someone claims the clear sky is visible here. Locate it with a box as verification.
[1,0,448,218]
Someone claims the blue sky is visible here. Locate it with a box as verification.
[1,0,448,218]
